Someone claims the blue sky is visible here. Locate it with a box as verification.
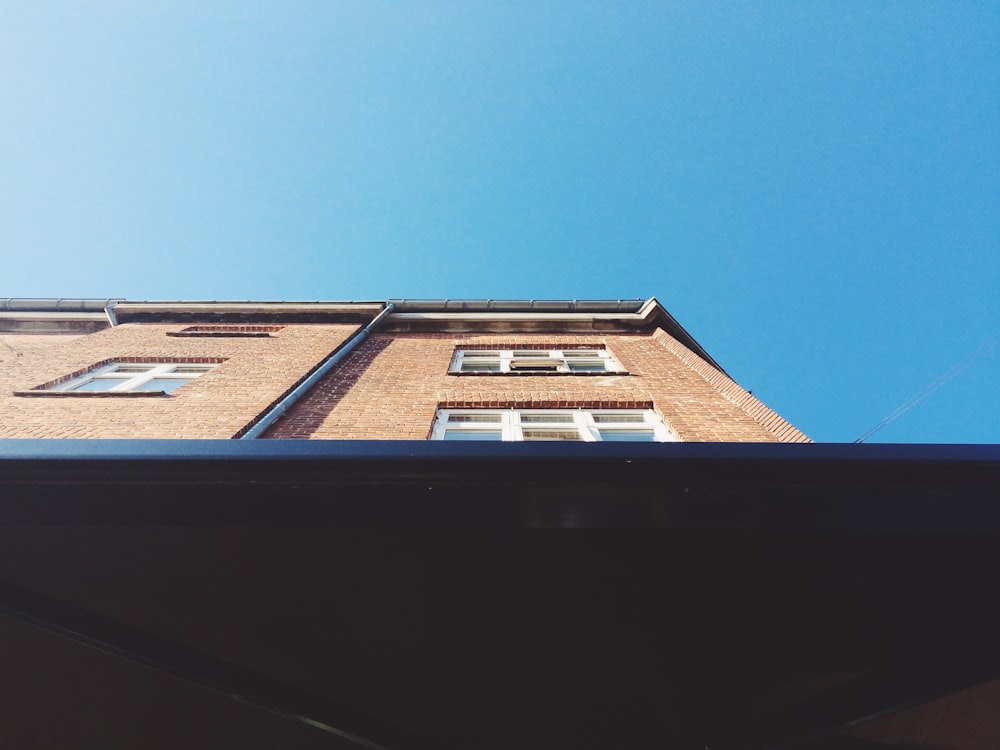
[2,2,997,443]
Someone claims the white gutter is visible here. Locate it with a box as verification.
[386,311,651,323]
[387,298,647,314]
[238,303,395,439]
[0,312,109,323]
[387,297,659,324]
[114,302,385,317]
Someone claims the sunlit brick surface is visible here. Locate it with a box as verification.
[0,324,357,438]
[264,330,809,442]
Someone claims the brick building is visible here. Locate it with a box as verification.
[0,297,808,442]
[2,298,998,750]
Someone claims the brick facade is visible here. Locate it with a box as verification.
[0,301,809,442]
[264,329,809,442]
[0,323,358,438]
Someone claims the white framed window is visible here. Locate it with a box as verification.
[431,409,674,442]
[450,349,625,374]
[51,362,217,394]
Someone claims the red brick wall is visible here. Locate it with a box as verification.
[0,333,87,361]
[0,323,358,438]
[265,329,810,442]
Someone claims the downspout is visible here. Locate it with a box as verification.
[104,301,119,327]
[238,302,395,440]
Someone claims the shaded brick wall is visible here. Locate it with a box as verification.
[265,329,810,442]
[0,323,358,438]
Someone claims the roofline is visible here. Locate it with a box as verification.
[387,298,647,313]
[0,298,126,312]
[1,298,645,315]
[383,297,727,374]
[640,297,728,375]
[0,297,726,373]
[113,301,386,319]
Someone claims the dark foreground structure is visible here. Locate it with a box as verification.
[1,439,999,750]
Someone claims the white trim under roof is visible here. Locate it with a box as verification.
[113,302,387,316]
[0,297,727,376]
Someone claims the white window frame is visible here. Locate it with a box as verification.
[431,409,675,442]
[52,362,217,393]
[450,349,625,374]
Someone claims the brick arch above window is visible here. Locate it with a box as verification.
[167,325,284,338]
[436,395,654,410]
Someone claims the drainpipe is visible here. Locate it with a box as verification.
[104,301,119,327]
[238,302,395,439]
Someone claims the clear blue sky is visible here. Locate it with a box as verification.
[2,2,997,443]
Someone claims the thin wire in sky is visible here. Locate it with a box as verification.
[855,332,1000,443]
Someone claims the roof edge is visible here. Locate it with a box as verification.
[0,298,728,374]
[637,297,729,376]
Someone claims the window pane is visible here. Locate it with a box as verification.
[114,364,156,373]
[172,365,214,373]
[521,414,574,423]
[523,429,582,441]
[567,362,607,372]
[448,414,502,423]
[135,378,189,393]
[72,377,130,391]
[443,430,503,440]
[593,414,646,423]
[561,350,602,357]
[512,351,548,357]
[461,362,501,372]
[598,429,656,442]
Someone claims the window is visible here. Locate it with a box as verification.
[450,349,625,374]
[51,362,217,394]
[431,409,674,442]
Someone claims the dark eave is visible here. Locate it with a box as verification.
[1,440,999,749]
[0,440,996,529]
